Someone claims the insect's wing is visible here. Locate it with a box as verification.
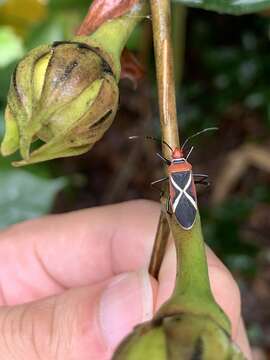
[170,171,197,230]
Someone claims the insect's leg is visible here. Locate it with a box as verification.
[151,177,168,187]
[186,146,194,160]
[156,152,171,165]
[193,173,208,180]
[151,177,168,196]
[166,196,173,215]
[195,179,210,186]
[194,174,210,186]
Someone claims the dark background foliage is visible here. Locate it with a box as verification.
[0,1,269,357]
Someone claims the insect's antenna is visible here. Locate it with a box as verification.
[186,146,194,160]
[181,127,218,151]
[129,136,173,152]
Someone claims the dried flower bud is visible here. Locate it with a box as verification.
[1,36,119,166]
[113,313,246,360]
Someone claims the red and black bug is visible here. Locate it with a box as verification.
[130,128,216,230]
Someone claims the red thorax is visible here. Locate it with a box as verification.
[169,147,192,173]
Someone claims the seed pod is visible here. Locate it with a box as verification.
[113,313,246,360]
[1,37,119,166]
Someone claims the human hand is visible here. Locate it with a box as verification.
[0,200,252,359]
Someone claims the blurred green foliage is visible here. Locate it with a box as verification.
[173,0,270,15]
[203,198,258,275]
[0,26,24,67]
[180,15,270,130]
[0,109,67,229]
[0,170,66,228]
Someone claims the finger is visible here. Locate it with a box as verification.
[0,270,157,360]
[156,241,251,359]
[0,200,160,305]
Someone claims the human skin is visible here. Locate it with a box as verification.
[0,200,252,360]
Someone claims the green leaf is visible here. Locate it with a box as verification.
[173,0,270,15]
[0,170,66,228]
[0,26,24,67]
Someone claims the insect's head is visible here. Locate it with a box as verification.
[172,147,184,160]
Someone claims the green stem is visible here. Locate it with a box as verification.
[157,214,231,334]
[85,1,147,81]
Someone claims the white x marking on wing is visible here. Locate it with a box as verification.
[170,172,197,213]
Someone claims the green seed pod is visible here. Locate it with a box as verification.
[1,36,119,166]
[113,313,246,360]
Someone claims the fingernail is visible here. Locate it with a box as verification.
[99,270,153,350]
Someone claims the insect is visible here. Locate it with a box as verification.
[130,128,216,230]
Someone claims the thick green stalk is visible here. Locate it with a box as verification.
[156,213,231,333]
[88,2,147,80]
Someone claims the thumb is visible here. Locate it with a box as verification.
[0,270,155,360]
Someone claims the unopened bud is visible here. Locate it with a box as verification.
[113,313,246,359]
[1,37,119,166]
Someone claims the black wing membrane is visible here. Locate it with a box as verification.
[175,193,197,230]
[170,171,197,230]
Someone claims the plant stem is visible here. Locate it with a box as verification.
[150,0,231,335]
[149,211,170,279]
[149,2,187,281]
[157,214,231,333]
[148,0,179,279]
[150,0,179,159]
